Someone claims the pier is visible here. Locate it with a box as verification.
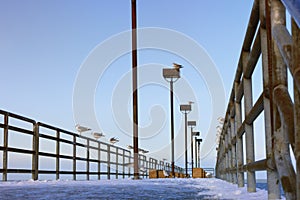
[0,0,300,199]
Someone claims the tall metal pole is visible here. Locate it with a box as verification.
[170,80,175,177]
[131,0,139,180]
[198,139,201,168]
[184,112,188,177]
[195,138,198,168]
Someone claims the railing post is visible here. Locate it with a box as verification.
[98,143,101,180]
[122,150,125,179]
[107,145,110,180]
[73,135,76,180]
[228,120,233,183]
[220,140,223,180]
[228,123,233,183]
[292,18,300,200]
[224,125,229,181]
[222,138,226,180]
[217,139,221,179]
[32,122,39,180]
[230,110,237,184]
[271,1,296,199]
[217,140,222,179]
[3,114,8,181]
[116,148,119,179]
[56,130,60,180]
[143,156,146,178]
[128,152,131,178]
[259,0,281,198]
[242,51,256,192]
[235,81,245,187]
[86,139,90,180]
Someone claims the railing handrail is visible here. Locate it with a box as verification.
[0,109,184,181]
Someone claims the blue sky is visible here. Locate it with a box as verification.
[0,1,256,170]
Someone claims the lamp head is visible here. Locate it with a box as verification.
[192,131,200,136]
[163,68,180,79]
[180,104,191,112]
[188,121,196,127]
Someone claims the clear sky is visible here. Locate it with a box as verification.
[0,1,258,170]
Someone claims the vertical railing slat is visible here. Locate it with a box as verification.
[3,114,8,181]
[122,149,125,179]
[116,148,119,179]
[73,135,76,180]
[242,51,256,192]
[56,130,60,180]
[32,122,39,180]
[235,81,244,187]
[272,1,296,199]
[292,17,300,200]
[98,143,101,180]
[259,0,281,197]
[86,139,90,180]
[227,123,233,183]
[107,145,110,180]
[230,111,237,184]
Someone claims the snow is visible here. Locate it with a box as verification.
[0,178,283,199]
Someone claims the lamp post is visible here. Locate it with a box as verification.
[162,63,182,177]
[191,131,200,168]
[196,138,202,168]
[180,104,192,177]
[188,121,196,177]
[131,0,139,180]
[195,137,197,168]
[191,131,200,177]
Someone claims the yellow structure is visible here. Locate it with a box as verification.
[192,168,206,178]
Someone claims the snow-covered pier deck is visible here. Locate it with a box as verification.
[0,178,274,199]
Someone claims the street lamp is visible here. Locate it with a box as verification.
[188,121,196,176]
[180,104,192,177]
[195,138,203,168]
[162,63,182,177]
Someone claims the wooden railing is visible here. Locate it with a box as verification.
[0,109,184,181]
[215,0,300,199]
